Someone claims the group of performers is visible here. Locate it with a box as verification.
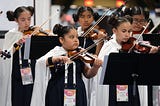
[0,4,160,106]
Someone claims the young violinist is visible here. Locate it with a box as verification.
[72,6,107,106]
[1,6,36,106]
[30,24,102,106]
[122,6,159,54]
[95,15,149,106]
[72,6,106,55]
[123,6,148,35]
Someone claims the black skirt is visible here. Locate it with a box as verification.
[11,45,36,106]
[45,59,87,106]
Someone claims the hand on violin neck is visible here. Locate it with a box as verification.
[86,57,103,78]
[91,29,107,40]
[92,57,103,68]
[149,46,159,54]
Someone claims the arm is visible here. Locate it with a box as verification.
[46,56,69,67]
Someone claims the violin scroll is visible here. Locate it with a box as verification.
[0,49,11,59]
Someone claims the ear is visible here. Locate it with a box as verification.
[112,28,117,34]
[15,18,18,23]
[59,37,64,44]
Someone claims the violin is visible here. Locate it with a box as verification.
[121,20,154,53]
[121,37,151,53]
[23,17,53,36]
[68,35,110,63]
[23,26,52,36]
[68,47,95,63]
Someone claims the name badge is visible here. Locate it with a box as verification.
[116,85,128,102]
[64,89,76,106]
[20,67,33,85]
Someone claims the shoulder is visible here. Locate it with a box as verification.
[5,28,22,37]
[44,46,67,57]
[102,39,115,48]
[98,39,119,59]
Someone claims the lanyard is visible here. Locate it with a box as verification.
[83,37,86,48]
[18,45,31,68]
[64,62,76,87]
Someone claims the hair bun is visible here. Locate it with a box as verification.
[53,24,63,35]
[107,15,118,26]
[93,12,100,21]
[72,13,78,22]
[6,11,14,21]
[27,6,34,16]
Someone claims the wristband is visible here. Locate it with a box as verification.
[13,43,20,50]
[48,57,54,67]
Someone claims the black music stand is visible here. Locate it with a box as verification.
[101,53,160,105]
[24,36,61,59]
[143,33,160,46]
[24,36,96,59]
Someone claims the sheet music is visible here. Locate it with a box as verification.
[99,55,109,85]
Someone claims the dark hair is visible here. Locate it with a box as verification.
[53,24,75,37]
[130,6,145,16]
[108,15,133,29]
[72,6,100,22]
[6,6,34,21]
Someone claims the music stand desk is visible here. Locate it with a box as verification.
[102,53,160,85]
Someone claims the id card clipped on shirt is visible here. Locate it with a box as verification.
[64,89,76,106]
[116,85,128,102]
[64,62,76,106]
[20,67,33,85]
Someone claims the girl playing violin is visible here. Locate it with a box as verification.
[121,6,159,54]
[72,6,106,55]
[131,6,148,34]
[30,24,102,106]
[72,6,107,106]
[2,6,36,106]
[97,15,148,106]
[123,6,155,40]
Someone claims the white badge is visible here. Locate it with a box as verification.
[20,67,33,85]
[64,89,76,106]
[116,85,128,102]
